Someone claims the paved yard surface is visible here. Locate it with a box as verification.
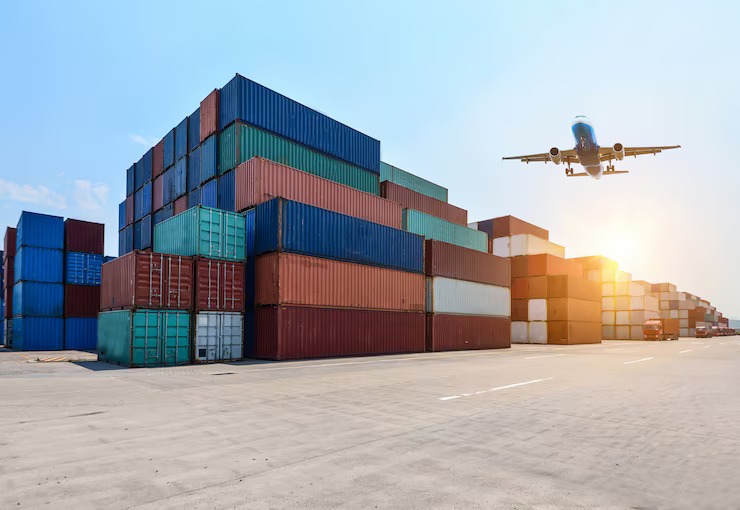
[1,338,739,509]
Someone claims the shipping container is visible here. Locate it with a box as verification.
[511,299,528,321]
[547,321,601,345]
[152,175,163,211]
[424,240,510,287]
[426,315,510,351]
[547,298,601,323]
[201,179,218,208]
[100,251,194,310]
[134,182,152,221]
[194,258,245,312]
[425,277,510,316]
[64,284,100,317]
[188,146,201,192]
[381,181,466,225]
[175,118,188,161]
[200,89,219,142]
[154,207,246,262]
[3,258,13,318]
[118,226,133,256]
[252,307,424,361]
[193,311,242,363]
[134,149,153,191]
[153,139,164,178]
[162,167,175,205]
[219,122,379,194]
[4,227,17,259]
[14,247,63,283]
[118,200,126,230]
[13,282,64,316]
[133,216,152,250]
[164,128,175,169]
[217,170,235,212]
[126,165,135,196]
[174,196,188,216]
[472,216,549,240]
[174,157,188,199]
[126,195,134,226]
[528,299,547,321]
[379,162,448,202]
[493,234,565,258]
[2,319,9,346]
[65,219,104,254]
[16,212,64,250]
[255,252,424,311]
[403,209,487,252]
[219,74,380,173]
[252,198,423,273]
[13,317,64,351]
[546,275,601,301]
[64,317,97,351]
[235,158,402,228]
[187,188,201,209]
[97,309,190,367]
[188,107,200,153]
[65,252,103,285]
[200,134,218,183]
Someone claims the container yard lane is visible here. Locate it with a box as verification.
[1,337,740,509]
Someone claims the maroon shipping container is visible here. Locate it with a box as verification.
[475,216,549,240]
[380,181,467,226]
[153,139,164,178]
[425,240,510,287]
[235,157,402,228]
[426,314,511,352]
[152,175,164,212]
[126,195,134,226]
[253,307,425,360]
[174,196,188,216]
[64,284,101,317]
[64,219,104,254]
[100,251,194,310]
[200,89,219,142]
[3,257,13,318]
[511,299,528,321]
[4,227,16,260]
[255,252,424,311]
[194,258,245,312]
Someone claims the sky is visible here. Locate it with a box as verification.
[1,0,738,316]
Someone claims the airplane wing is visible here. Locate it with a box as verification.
[502,149,578,164]
[599,145,680,162]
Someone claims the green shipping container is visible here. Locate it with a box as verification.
[402,209,488,252]
[154,206,246,261]
[380,162,448,202]
[97,310,190,367]
[219,122,380,195]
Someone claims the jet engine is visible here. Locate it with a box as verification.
[613,143,625,160]
[549,147,562,165]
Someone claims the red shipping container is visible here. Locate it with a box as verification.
[381,181,467,225]
[152,175,164,212]
[425,240,510,287]
[426,314,511,352]
[475,215,549,240]
[100,251,194,310]
[194,258,245,312]
[64,219,104,254]
[253,307,425,360]
[255,252,424,311]
[174,196,188,216]
[235,157,402,228]
[511,299,528,321]
[153,139,164,178]
[64,284,101,317]
[4,227,17,260]
[126,195,134,226]
[200,89,219,142]
[3,257,13,318]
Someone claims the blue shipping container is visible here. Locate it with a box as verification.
[16,212,64,250]
[201,179,218,208]
[134,182,152,221]
[65,318,98,351]
[65,252,103,285]
[13,317,64,351]
[252,198,424,273]
[188,188,201,209]
[119,226,133,256]
[174,158,187,199]
[217,170,235,212]
[13,282,64,317]
[189,108,200,153]
[14,247,64,283]
[175,117,188,161]
[188,147,201,192]
[135,149,153,190]
[126,165,135,196]
[162,167,175,205]
[164,128,175,169]
[201,134,218,184]
[219,74,380,173]
[139,215,153,250]
[119,200,127,230]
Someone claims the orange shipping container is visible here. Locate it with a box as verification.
[527,276,548,299]
[547,298,601,323]
[255,252,424,311]
[474,215,549,240]
[511,256,528,278]
[547,321,602,345]
[546,275,601,301]
[511,299,528,321]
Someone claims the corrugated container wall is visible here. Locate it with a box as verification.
[13,317,64,351]
[118,201,126,230]
[403,209,488,252]
[193,311,242,363]
[16,212,64,250]
[379,162,448,202]
[153,139,164,177]
[164,128,175,169]
[118,226,133,256]
[426,315,511,352]
[65,219,104,254]
[188,107,200,153]
[174,158,187,199]
[13,282,64,316]
[4,227,17,259]
[175,117,188,161]
[65,252,103,285]
[188,147,201,192]
[425,240,510,287]
[200,89,219,142]
[200,135,218,183]
[201,179,218,208]
[426,277,511,316]
[475,215,549,240]
[15,247,63,283]
[126,165,135,196]
[380,181,466,225]
[126,195,134,225]
[65,318,98,350]
[194,259,245,312]
[217,170,236,212]
[64,285,100,317]
[219,74,380,173]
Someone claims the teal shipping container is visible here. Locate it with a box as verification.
[380,162,448,202]
[97,310,190,367]
[154,206,246,261]
[402,209,488,252]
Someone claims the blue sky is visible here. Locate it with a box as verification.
[1,1,738,316]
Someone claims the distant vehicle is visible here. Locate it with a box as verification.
[643,318,680,341]
[695,326,713,338]
[502,116,681,180]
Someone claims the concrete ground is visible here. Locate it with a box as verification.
[1,337,739,509]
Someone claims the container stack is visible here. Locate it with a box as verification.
[3,228,16,347]
[0,249,4,346]
[648,285,724,336]
[599,269,659,340]
[12,213,65,350]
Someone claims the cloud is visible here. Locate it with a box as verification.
[0,179,67,210]
[129,134,159,147]
[73,180,109,212]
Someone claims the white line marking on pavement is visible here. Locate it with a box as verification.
[606,347,638,351]
[704,346,710,349]
[439,378,553,401]
[679,350,693,354]
[525,354,567,360]
[624,357,654,365]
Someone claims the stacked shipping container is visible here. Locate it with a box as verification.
[2,228,16,346]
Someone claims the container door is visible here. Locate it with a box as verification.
[160,311,190,366]
[195,312,218,362]
[132,311,161,367]
[221,312,243,361]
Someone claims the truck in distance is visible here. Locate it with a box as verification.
[643,318,680,341]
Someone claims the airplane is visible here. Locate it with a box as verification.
[502,116,680,179]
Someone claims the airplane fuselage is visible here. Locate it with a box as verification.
[572,117,602,179]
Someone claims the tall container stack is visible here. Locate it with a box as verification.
[648,285,726,336]
[0,249,4,346]
[63,220,105,350]
[599,269,659,340]
[3,228,16,346]
[12,212,65,350]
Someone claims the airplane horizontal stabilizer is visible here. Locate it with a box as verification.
[602,171,629,176]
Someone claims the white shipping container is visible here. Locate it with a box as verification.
[680,328,689,337]
[528,299,547,321]
[508,234,565,258]
[678,292,687,301]
[669,310,680,319]
[629,296,644,310]
[616,311,630,325]
[629,282,646,296]
[679,310,689,319]
[602,325,615,340]
[660,300,669,310]
[644,295,660,312]
[615,296,630,310]
[660,310,671,319]
[492,237,510,258]
[680,319,689,328]
[511,322,528,343]
[602,311,615,325]
[602,283,615,296]
[616,270,632,283]
[616,325,630,339]
[426,277,511,316]
[660,292,670,301]
[467,222,479,230]
[586,269,601,282]
[615,282,630,296]
[629,310,659,325]
[601,268,617,283]
[669,291,679,301]
[529,321,547,344]
[689,328,695,337]
[193,312,243,363]
[679,300,695,310]
[630,326,643,339]
[602,297,615,311]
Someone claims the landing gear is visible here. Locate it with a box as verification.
[565,165,574,176]
[605,160,616,173]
